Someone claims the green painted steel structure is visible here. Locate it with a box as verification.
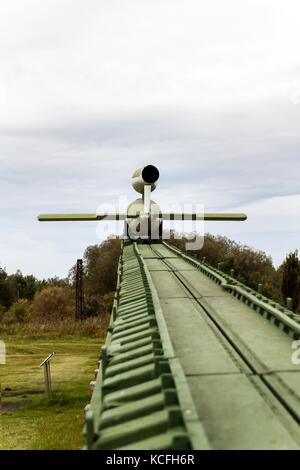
[85,241,300,450]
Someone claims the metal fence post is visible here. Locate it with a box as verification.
[40,352,55,399]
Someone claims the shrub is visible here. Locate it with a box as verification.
[5,299,32,324]
[31,286,75,323]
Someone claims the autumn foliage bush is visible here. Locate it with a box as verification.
[31,286,75,323]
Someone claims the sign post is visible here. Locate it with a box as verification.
[40,352,55,399]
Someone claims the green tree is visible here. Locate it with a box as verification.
[44,276,69,288]
[281,250,299,312]
[9,270,39,300]
[0,267,17,309]
[68,237,121,316]
[168,231,281,302]
[84,238,121,296]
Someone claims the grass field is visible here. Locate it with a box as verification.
[0,333,105,450]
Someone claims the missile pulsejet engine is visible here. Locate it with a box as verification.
[126,165,162,240]
[38,165,247,240]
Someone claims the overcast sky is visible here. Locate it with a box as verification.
[0,0,299,278]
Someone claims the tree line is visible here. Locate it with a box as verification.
[168,232,300,313]
[0,233,299,328]
[0,237,121,326]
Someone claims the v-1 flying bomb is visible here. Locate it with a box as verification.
[38,164,247,239]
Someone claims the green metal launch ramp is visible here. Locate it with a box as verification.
[85,240,209,450]
[85,241,300,450]
[37,164,300,449]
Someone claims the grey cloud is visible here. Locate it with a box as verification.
[0,1,300,276]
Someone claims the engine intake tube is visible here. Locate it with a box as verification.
[132,165,160,194]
